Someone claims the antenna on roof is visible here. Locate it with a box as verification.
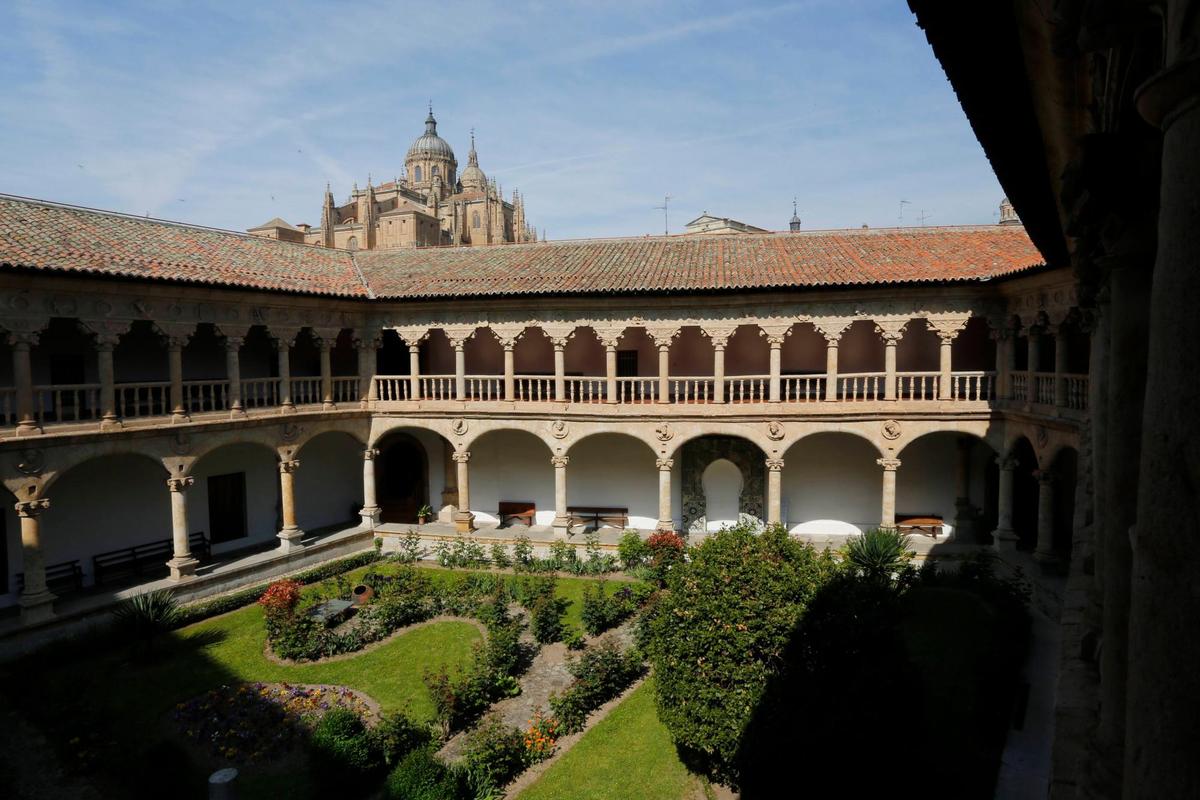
[653,194,672,236]
[918,209,933,226]
[898,199,911,225]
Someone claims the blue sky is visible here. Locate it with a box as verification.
[0,1,1004,240]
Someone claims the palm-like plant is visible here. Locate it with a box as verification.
[111,589,181,655]
[844,528,914,585]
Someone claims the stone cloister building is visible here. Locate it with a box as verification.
[0,193,1087,637]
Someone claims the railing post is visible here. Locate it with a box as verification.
[766,458,784,525]
[166,476,199,580]
[16,497,54,624]
[656,458,674,532]
[223,336,244,417]
[552,454,570,537]
[877,457,901,528]
[9,332,41,435]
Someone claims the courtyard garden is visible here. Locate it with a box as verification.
[0,526,1030,799]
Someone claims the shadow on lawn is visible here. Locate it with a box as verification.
[724,555,1031,800]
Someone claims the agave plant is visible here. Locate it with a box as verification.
[844,528,914,585]
[112,589,181,655]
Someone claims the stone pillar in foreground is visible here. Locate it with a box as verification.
[1033,469,1057,562]
[276,459,304,552]
[992,456,1019,550]
[452,451,475,533]
[95,334,120,428]
[712,341,727,404]
[877,457,900,528]
[937,332,955,400]
[408,344,421,400]
[453,339,466,400]
[765,458,784,526]
[16,498,54,625]
[656,458,674,532]
[551,454,570,537]
[360,448,380,528]
[166,476,199,580]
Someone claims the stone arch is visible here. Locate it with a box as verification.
[292,430,365,531]
[780,431,882,535]
[896,430,1000,542]
[468,428,555,526]
[702,458,743,532]
[565,431,659,529]
[566,429,658,460]
[38,442,171,495]
[679,434,766,535]
[188,440,282,550]
[464,326,503,379]
[292,420,369,460]
[185,427,287,470]
[374,428,438,524]
[1007,435,1040,551]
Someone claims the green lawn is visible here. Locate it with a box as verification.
[518,677,705,800]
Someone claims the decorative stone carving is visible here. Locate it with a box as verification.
[549,419,569,439]
[1036,426,1049,449]
[166,476,195,492]
[451,418,469,437]
[881,420,902,440]
[550,454,570,468]
[15,498,50,518]
[765,458,785,472]
[363,448,380,460]
[451,451,471,463]
[170,432,193,455]
[281,422,303,443]
[14,448,44,476]
[680,435,765,534]
[876,457,902,471]
[654,421,674,442]
[766,420,785,441]
[278,459,301,474]
[656,458,674,471]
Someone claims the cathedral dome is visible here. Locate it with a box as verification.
[406,110,456,161]
[459,132,487,192]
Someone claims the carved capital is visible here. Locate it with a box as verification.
[926,316,969,341]
[270,327,303,349]
[394,327,431,347]
[443,326,477,349]
[646,326,681,347]
[6,330,40,349]
[874,319,909,343]
[996,455,1019,471]
[1034,469,1056,484]
[223,336,245,351]
[363,448,380,461]
[814,317,853,344]
[15,498,50,518]
[79,319,130,349]
[166,476,195,493]
[656,458,674,471]
[354,331,383,351]
[551,454,570,468]
[451,451,471,464]
[876,457,902,472]
[765,458,785,472]
[279,459,301,474]
[701,325,738,348]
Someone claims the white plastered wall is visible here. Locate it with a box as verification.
[781,433,882,535]
[468,431,554,525]
[895,433,995,535]
[566,434,658,529]
[294,433,364,531]
[189,443,280,554]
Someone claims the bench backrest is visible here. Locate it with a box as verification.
[498,501,536,515]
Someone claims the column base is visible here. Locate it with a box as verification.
[277,527,305,552]
[360,506,381,529]
[322,401,335,411]
[1033,547,1061,565]
[454,511,476,534]
[19,589,56,625]
[552,516,571,538]
[229,404,246,419]
[656,519,675,533]
[167,556,200,581]
[992,527,1019,551]
[15,421,42,436]
[279,403,296,415]
[171,412,189,424]
[100,415,123,430]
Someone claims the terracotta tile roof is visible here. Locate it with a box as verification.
[0,194,1046,301]
[356,225,1046,299]
[0,195,369,297]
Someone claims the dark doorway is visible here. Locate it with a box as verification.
[208,472,248,543]
[378,434,429,524]
[617,350,638,377]
[1052,447,1079,559]
[1010,437,1039,551]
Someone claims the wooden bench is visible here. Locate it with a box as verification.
[896,514,944,538]
[93,530,211,586]
[568,506,629,531]
[498,501,536,528]
[17,559,84,596]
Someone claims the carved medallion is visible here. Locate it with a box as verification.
[654,421,674,442]
[549,419,569,439]
[451,418,469,437]
[15,448,44,476]
[281,422,303,443]
[1036,426,1049,449]
[170,432,193,455]
[881,420,902,441]
[766,420,785,441]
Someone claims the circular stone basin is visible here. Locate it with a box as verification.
[172,682,377,765]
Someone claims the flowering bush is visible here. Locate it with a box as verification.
[549,637,645,733]
[257,579,303,621]
[461,715,528,791]
[523,711,559,762]
[172,682,371,764]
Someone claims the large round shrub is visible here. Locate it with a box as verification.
[642,523,837,787]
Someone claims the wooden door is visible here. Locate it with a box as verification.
[207,472,248,544]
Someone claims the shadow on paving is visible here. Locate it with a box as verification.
[721,551,1030,799]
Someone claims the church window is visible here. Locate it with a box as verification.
[432,166,440,177]
[472,211,481,228]
[346,236,358,250]
[414,166,422,182]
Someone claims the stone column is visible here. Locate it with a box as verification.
[992,456,1019,550]
[355,333,378,407]
[360,448,380,528]
[276,460,304,552]
[452,451,475,532]
[823,335,840,401]
[168,336,187,422]
[1054,327,1068,408]
[453,340,466,400]
[553,339,567,402]
[1126,34,1200,795]
[96,334,119,428]
[1028,328,1042,373]
[1033,469,1056,562]
[16,498,53,624]
[604,343,618,404]
[877,457,900,528]
[440,439,459,515]
[657,343,670,403]
[9,333,40,435]
[766,458,784,526]
[1004,327,1018,399]
[952,437,973,541]
[990,326,1010,399]
[937,332,954,400]
[274,337,294,412]
[883,335,899,400]
[767,336,783,403]
[225,336,244,417]
[318,337,334,410]
[408,344,421,399]
[502,341,516,401]
[166,476,199,580]
[656,458,674,532]
[551,454,570,537]
[712,342,727,404]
